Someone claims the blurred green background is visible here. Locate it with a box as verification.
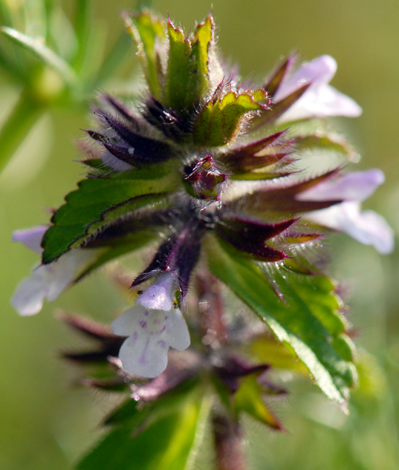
[0,0,398,469]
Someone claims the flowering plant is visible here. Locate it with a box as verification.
[12,9,393,469]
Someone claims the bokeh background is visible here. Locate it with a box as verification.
[1,0,398,469]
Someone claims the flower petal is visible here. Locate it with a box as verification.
[298,170,385,202]
[12,248,100,316]
[275,55,362,122]
[165,308,191,351]
[305,201,394,254]
[138,273,174,311]
[12,274,48,316]
[111,305,190,377]
[12,226,47,254]
[275,55,337,100]
[118,332,168,378]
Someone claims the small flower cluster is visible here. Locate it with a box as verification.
[13,12,393,395]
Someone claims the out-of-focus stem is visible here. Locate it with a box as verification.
[213,414,247,470]
[88,33,132,90]
[196,273,228,348]
[0,92,43,173]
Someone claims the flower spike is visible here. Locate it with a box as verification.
[13,12,393,418]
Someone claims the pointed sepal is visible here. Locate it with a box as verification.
[234,374,284,430]
[215,215,295,262]
[252,83,310,129]
[220,130,294,179]
[263,54,296,97]
[132,219,204,297]
[123,11,166,100]
[227,169,343,215]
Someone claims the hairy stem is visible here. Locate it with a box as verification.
[196,272,228,348]
[213,413,247,470]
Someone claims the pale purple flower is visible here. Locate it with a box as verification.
[275,55,362,123]
[12,226,101,316]
[298,169,394,254]
[13,226,48,253]
[111,305,190,378]
[305,201,394,254]
[298,169,385,202]
[137,273,175,311]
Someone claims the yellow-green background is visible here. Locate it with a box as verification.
[1,1,398,469]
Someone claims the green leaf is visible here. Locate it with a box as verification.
[78,388,211,470]
[164,16,214,114]
[247,333,309,373]
[193,90,267,147]
[124,11,166,100]
[191,15,213,99]
[104,398,141,427]
[205,236,357,406]
[165,21,197,114]
[42,165,179,264]
[234,374,283,430]
[0,26,77,87]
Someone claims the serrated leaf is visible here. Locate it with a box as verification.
[234,374,283,430]
[193,90,267,147]
[205,236,356,405]
[124,11,166,100]
[78,388,210,470]
[247,333,308,373]
[42,165,179,264]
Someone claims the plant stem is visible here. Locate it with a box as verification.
[196,272,228,348]
[213,413,247,470]
[0,92,43,173]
